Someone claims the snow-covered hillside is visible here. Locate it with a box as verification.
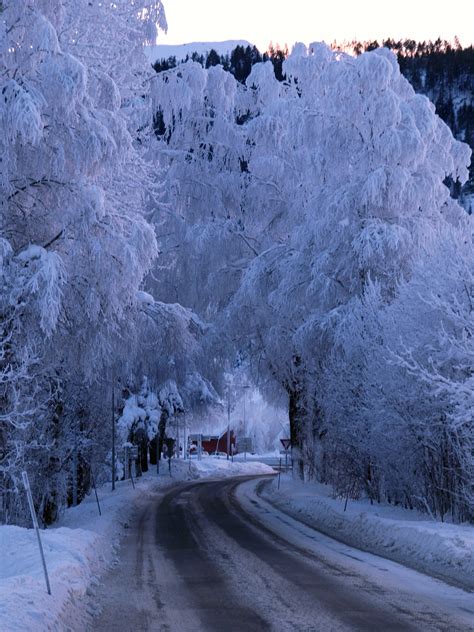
[144,39,253,63]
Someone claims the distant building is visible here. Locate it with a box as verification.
[189,430,236,455]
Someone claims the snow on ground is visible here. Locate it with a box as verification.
[188,456,273,478]
[233,450,281,461]
[0,458,273,632]
[260,474,474,591]
[0,525,100,631]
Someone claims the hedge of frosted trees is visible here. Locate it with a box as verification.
[150,43,472,522]
[1,2,472,525]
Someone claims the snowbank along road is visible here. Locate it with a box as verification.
[90,475,474,632]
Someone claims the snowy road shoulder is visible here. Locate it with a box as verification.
[0,459,274,632]
[256,474,474,592]
[1,473,163,632]
[235,477,474,630]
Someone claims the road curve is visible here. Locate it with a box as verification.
[90,476,473,632]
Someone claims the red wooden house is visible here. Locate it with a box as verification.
[196,429,236,455]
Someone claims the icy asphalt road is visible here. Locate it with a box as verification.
[89,476,474,632]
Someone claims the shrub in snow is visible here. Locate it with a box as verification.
[116,378,186,468]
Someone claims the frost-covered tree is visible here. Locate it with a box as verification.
[146,41,472,514]
[146,43,471,487]
[227,43,471,478]
[0,0,169,524]
[0,237,65,522]
[148,57,302,315]
[149,61,250,315]
[320,219,473,521]
[117,376,183,472]
[61,0,167,144]
[147,58,300,417]
[376,229,473,520]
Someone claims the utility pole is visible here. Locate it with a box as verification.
[243,390,246,438]
[72,418,78,506]
[72,446,78,506]
[243,386,248,461]
[227,387,231,460]
[176,415,179,458]
[156,430,160,475]
[111,384,115,491]
[183,413,187,459]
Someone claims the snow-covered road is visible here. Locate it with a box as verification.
[89,475,474,631]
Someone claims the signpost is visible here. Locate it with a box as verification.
[280,438,291,472]
[239,436,252,461]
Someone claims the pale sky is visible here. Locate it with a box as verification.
[157,0,474,51]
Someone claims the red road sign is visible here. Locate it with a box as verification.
[280,439,291,450]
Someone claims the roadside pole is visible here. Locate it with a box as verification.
[184,413,187,459]
[22,472,51,595]
[157,436,160,475]
[243,391,247,462]
[111,385,116,491]
[183,413,187,460]
[280,439,291,473]
[176,415,180,459]
[226,388,231,460]
[72,446,78,506]
[90,467,102,516]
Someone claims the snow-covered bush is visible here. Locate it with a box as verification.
[116,381,159,474]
